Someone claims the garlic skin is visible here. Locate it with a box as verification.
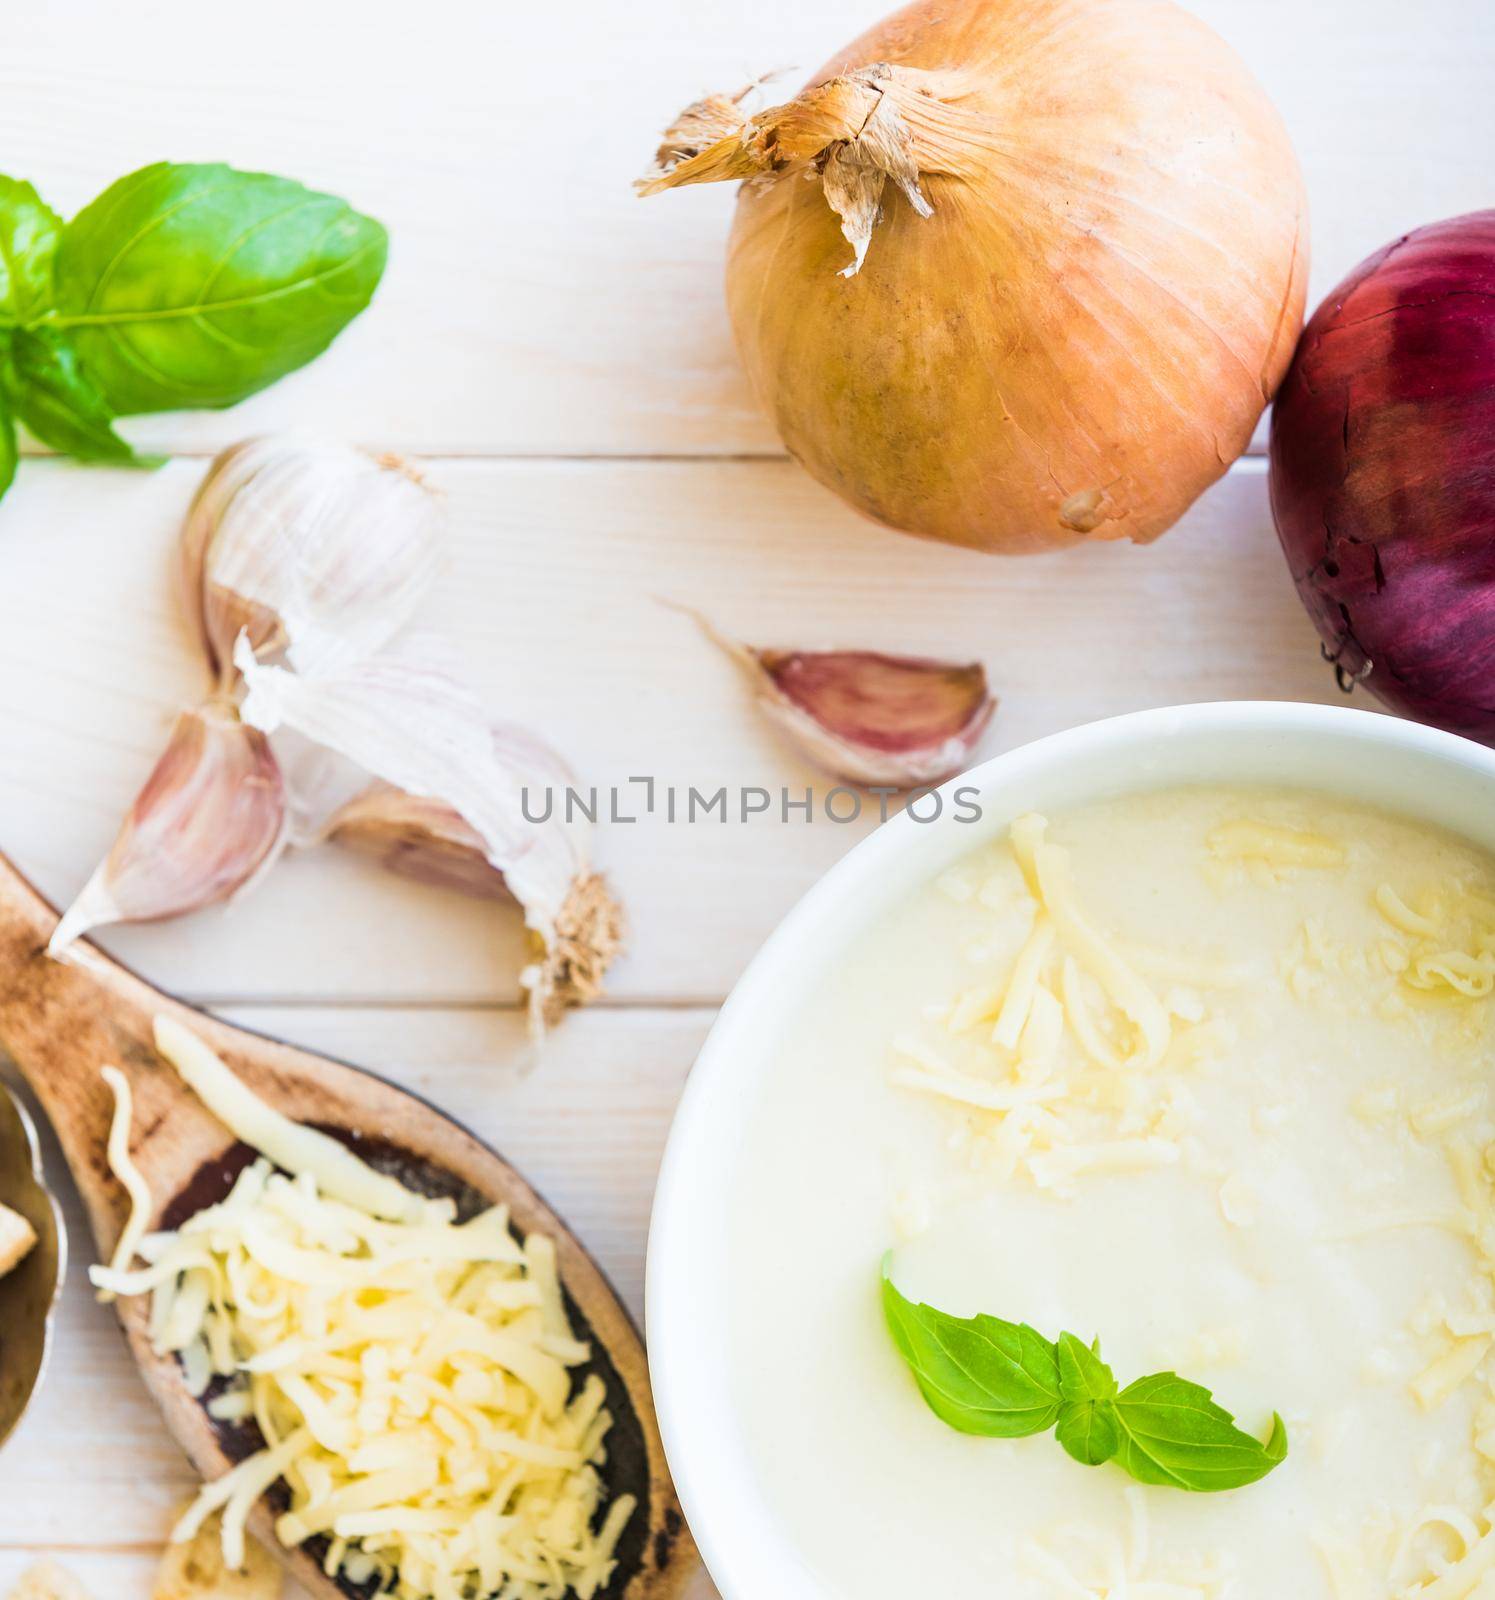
[181,436,445,687]
[237,638,622,1027]
[49,702,286,955]
[682,609,996,787]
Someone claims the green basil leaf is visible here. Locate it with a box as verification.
[5,328,154,465]
[0,398,16,503]
[1057,1332,1117,1403]
[1054,1335,1120,1465]
[50,162,387,415]
[0,177,63,325]
[1110,1373,1288,1492]
[881,1262,1061,1438]
[879,1264,1289,1493]
[1055,1398,1120,1467]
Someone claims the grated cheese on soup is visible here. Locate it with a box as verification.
[729,787,1495,1597]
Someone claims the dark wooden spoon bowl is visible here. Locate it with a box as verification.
[0,852,694,1600]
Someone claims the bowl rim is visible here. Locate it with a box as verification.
[645,699,1495,1598]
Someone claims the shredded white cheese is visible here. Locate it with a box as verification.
[1413,1087,1488,1140]
[1378,884,1443,939]
[98,1066,152,1301]
[889,814,1205,1197]
[1208,819,1347,874]
[93,1019,635,1600]
[1023,1489,1235,1598]
[1412,1338,1494,1412]
[1217,1173,1259,1229]
[1397,1504,1495,1597]
[153,1016,424,1224]
[991,917,1055,1050]
[1021,817,1172,1069]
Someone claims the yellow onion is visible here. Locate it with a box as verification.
[641,0,1308,553]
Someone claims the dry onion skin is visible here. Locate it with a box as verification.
[640,0,1308,553]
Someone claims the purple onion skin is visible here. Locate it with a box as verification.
[1269,211,1495,733]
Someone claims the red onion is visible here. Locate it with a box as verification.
[1269,211,1495,733]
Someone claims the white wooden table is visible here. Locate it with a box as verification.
[0,1,1488,1593]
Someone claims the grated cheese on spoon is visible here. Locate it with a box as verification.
[91,1019,635,1600]
[97,1065,152,1299]
[152,1015,422,1223]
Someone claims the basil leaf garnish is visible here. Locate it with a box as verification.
[881,1263,1287,1493]
[1056,1396,1121,1466]
[1057,1332,1116,1403]
[1054,1331,1121,1466]
[50,162,387,414]
[1110,1373,1288,1492]
[0,177,63,327]
[4,328,151,465]
[880,1262,1061,1438]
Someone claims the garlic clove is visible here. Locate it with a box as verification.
[679,607,996,787]
[49,701,286,956]
[326,785,513,900]
[236,637,622,1028]
[181,435,445,688]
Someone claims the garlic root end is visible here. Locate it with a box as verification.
[525,872,625,1032]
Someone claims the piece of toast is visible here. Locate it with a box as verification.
[0,1202,36,1278]
[6,1562,92,1600]
[152,1509,283,1599]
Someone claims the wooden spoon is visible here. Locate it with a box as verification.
[0,851,695,1600]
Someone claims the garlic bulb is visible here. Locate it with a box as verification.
[49,702,286,955]
[237,639,622,1027]
[53,431,620,1031]
[182,436,445,686]
[682,608,995,786]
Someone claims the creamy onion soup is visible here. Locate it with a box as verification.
[729,787,1495,1597]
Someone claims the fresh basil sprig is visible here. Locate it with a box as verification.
[881,1263,1288,1493]
[3,327,148,466]
[0,161,387,503]
[0,177,63,327]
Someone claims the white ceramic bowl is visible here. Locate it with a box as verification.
[646,699,1495,1598]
